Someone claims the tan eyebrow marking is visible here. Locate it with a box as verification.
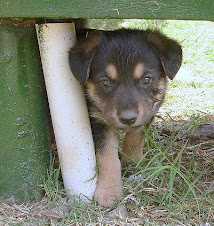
[133,63,145,79]
[106,64,118,80]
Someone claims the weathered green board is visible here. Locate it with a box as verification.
[0,0,213,20]
[0,21,51,200]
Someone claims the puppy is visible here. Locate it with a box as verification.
[69,29,182,207]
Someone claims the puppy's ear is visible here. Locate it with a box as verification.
[69,30,102,84]
[147,30,182,80]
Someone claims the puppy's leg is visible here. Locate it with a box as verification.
[121,130,144,165]
[93,125,122,207]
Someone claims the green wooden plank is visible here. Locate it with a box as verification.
[0,21,51,200]
[0,0,213,20]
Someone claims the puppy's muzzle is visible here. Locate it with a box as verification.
[118,109,138,126]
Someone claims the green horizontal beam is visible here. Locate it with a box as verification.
[0,0,213,20]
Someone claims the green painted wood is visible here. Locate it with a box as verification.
[0,21,51,200]
[0,0,213,20]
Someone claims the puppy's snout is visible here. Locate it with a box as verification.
[118,110,138,125]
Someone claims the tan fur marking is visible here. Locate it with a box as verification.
[137,102,145,116]
[87,81,103,107]
[154,77,167,102]
[121,130,144,165]
[133,63,145,79]
[86,81,108,124]
[94,130,122,207]
[106,64,118,80]
[158,77,167,90]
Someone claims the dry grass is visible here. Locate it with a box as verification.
[1,112,213,225]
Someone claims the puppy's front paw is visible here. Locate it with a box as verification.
[94,183,123,207]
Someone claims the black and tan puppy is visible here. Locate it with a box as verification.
[69,29,182,207]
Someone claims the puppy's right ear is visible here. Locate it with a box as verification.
[69,30,102,85]
[146,30,182,80]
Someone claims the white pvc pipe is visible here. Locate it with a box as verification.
[36,23,97,201]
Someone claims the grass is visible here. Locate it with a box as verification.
[0,19,214,225]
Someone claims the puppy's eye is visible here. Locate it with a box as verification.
[138,75,152,87]
[100,78,113,87]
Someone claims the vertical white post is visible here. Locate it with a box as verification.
[36,23,97,201]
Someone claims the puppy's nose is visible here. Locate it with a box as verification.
[119,110,138,125]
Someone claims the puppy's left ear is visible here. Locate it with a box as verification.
[147,30,182,80]
[69,30,102,84]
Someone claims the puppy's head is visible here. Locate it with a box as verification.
[69,29,182,129]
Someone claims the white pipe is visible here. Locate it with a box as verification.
[36,23,97,201]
